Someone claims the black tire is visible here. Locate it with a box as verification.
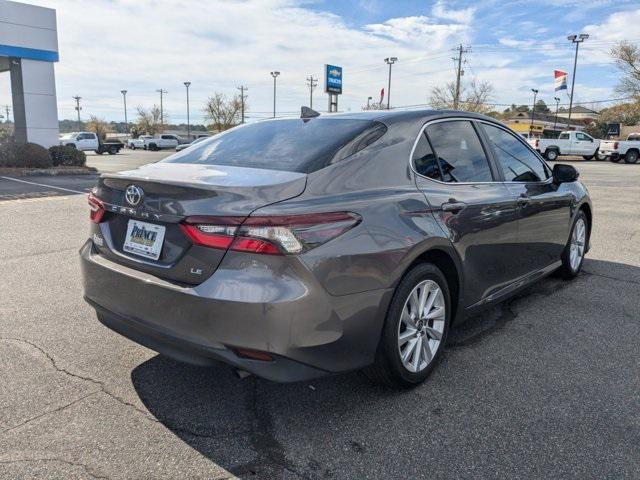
[108,146,117,155]
[625,150,639,164]
[558,210,588,280]
[149,143,158,151]
[545,149,559,161]
[609,155,621,163]
[94,150,103,155]
[364,263,451,388]
[582,155,594,161]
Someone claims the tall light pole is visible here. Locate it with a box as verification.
[567,33,589,128]
[156,89,167,129]
[120,90,128,130]
[553,96,561,133]
[384,57,397,110]
[73,96,82,131]
[237,85,248,124]
[183,82,191,139]
[529,88,539,137]
[270,71,280,118]
[367,96,372,109]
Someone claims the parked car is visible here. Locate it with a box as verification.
[144,134,181,151]
[175,136,209,152]
[528,131,604,161]
[59,132,123,155]
[598,133,640,164]
[128,135,153,150]
[81,110,592,387]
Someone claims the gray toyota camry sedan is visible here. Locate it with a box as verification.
[81,110,592,387]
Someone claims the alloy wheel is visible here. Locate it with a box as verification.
[397,280,446,373]
[570,218,586,271]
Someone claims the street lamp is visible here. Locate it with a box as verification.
[530,89,539,137]
[184,82,191,139]
[384,57,398,110]
[120,90,128,131]
[367,96,373,109]
[566,33,589,127]
[270,71,280,118]
[553,96,561,132]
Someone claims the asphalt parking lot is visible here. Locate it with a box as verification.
[0,155,638,479]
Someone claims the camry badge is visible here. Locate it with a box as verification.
[125,185,144,207]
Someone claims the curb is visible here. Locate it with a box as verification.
[0,167,98,177]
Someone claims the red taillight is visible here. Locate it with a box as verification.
[88,193,105,223]
[181,212,360,255]
[535,139,539,148]
[613,141,619,150]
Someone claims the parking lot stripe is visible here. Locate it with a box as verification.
[0,176,86,195]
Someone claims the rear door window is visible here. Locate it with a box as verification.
[424,120,493,183]
[481,123,549,182]
[165,118,385,173]
[412,132,443,181]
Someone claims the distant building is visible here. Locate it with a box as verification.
[506,111,585,138]
[556,106,599,122]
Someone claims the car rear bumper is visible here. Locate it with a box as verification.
[80,240,392,382]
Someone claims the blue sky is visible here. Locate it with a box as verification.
[2,0,640,124]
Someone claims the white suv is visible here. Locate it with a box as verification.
[144,134,181,151]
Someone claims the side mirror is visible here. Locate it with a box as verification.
[553,163,579,184]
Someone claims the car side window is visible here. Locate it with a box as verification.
[412,131,443,180]
[481,123,549,182]
[559,133,570,140]
[576,132,591,142]
[424,120,493,183]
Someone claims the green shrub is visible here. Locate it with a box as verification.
[49,145,87,167]
[0,141,53,168]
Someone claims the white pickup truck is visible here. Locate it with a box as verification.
[127,135,153,150]
[143,134,181,151]
[528,131,604,161]
[598,133,640,164]
[59,132,123,155]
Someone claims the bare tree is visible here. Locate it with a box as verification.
[362,102,387,111]
[429,79,494,113]
[203,93,243,132]
[86,115,109,140]
[611,41,640,98]
[135,105,163,135]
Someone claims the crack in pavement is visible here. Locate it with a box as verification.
[582,269,640,286]
[0,246,80,263]
[230,378,312,479]
[0,457,112,480]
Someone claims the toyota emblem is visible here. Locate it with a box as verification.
[125,185,144,207]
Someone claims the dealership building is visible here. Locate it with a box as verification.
[1,0,59,147]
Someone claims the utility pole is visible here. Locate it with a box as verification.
[73,96,82,131]
[384,57,398,110]
[306,76,318,109]
[452,44,470,110]
[120,90,128,130]
[270,71,280,118]
[567,33,589,128]
[156,89,167,129]
[183,82,191,139]
[3,105,10,123]
[367,96,372,109]
[553,96,561,133]
[529,89,539,137]
[237,85,248,124]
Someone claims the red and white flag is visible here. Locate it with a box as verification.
[554,70,568,92]
[379,88,385,105]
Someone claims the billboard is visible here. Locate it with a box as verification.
[325,64,343,94]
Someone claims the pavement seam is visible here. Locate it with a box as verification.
[0,457,111,480]
[582,269,640,286]
[0,246,79,263]
[1,391,99,435]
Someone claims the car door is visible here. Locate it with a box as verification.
[575,132,594,155]
[478,121,572,275]
[77,133,92,151]
[413,119,522,307]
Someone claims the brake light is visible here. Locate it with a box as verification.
[535,139,539,148]
[613,142,619,150]
[181,212,361,255]
[88,193,105,223]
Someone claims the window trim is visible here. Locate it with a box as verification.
[476,119,552,184]
[409,117,500,185]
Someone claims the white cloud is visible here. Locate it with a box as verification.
[431,1,476,24]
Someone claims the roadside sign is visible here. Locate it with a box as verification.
[607,123,621,137]
[325,65,343,95]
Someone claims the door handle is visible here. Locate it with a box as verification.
[516,195,530,206]
[441,201,467,213]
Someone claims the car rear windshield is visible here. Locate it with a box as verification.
[163,118,385,173]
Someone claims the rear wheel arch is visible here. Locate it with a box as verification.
[578,202,592,241]
[406,248,461,324]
